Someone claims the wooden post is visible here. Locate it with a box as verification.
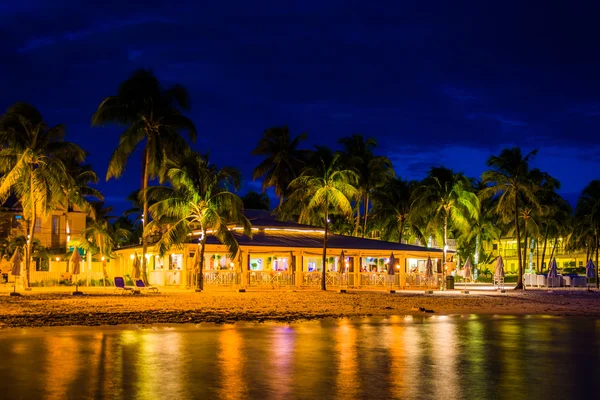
[398,255,406,289]
[241,252,249,287]
[354,256,361,288]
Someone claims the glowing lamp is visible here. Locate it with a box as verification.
[130,254,135,260]
[55,257,60,262]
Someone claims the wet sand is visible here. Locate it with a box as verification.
[1,289,600,328]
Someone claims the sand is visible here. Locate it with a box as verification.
[1,288,600,328]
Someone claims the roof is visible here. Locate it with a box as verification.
[203,229,444,253]
[118,209,447,254]
[197,209,444,253]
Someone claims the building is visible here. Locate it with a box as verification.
[0,196,87,251]
[482,238,588,273]
[112,210,452,289]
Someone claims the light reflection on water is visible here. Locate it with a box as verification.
[0,316,598,400]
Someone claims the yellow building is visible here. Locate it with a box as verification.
[482,238,588,273]
[113,210,449,289]
[0,196,87,251]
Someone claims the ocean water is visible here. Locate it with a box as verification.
[0,316,598,399]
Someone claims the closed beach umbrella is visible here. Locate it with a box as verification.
[338,250,346,274]
[463,257,472,280]
[547,258,558,288]
[585,259,595,279]
[494,256,505,279]
[132,253,141,280]
[425,255,433,280]
[547,258,558,278]
[388,253,396,276]
[70,249,82,275]
[10,249,21,276]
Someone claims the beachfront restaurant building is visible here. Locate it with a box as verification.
[112,211,449,290]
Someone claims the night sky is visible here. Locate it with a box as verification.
[2,1,599,214]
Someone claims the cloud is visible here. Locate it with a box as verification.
[465,112,527,127]
[18,14,175,53]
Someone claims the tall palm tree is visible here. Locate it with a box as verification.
[338,134,394,237]
[415,167,479,286]
[286,147,358,290]
[251,126,309,209]
[70,202,130,283]
[92,69,197,283]
[0,103,85,288]
[144,150,251,291]
[370,178,423,244]
[576,180,600,288]
[481,148,539,290]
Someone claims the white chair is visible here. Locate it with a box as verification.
[563,276,572,287]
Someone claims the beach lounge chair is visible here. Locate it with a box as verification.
[114,277,135,294]
[135,279,159,293]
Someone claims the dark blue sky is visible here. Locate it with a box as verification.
[2,1,599,213]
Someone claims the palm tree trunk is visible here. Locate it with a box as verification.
[398,216,405,244]
[443,214,448,289]
[595,226,600,289]
[550,238,558,261]
[353,202,361,237]
[540,226,549,272]
[362,193,369,238]
[141,144,150,285]
[536,237,540,274]
[322,199,329,291]
[522,222,528,275]
[514,196,524,290]
[198,231,207,291]
[25,212,35,290]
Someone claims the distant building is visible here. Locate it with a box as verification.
[0,195,87,251]
[481,238,588,273]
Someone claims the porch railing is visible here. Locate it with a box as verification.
[248,271,293,287]
[204,271,238,287]
[405,273,443,288]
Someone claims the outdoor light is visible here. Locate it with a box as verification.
[130,254,135,260]
[101,256,105,261]
[55,257,60,262]
[230,262,234,267]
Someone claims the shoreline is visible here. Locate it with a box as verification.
[1,289,599,329]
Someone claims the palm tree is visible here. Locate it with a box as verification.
[242,191,270,210]
[251,126,309,209]
[286,147,358,290]
[370,178,423,244]
[338,134,394,237]
[0,103,85,288]
[415,167,479,287]
[576,180,600,288]
[70,202,130,283]
[144,150,251,291]
[92,69,197,283]
[481,148,539,290]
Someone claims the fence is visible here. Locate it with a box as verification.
[248,271,293,287]
[405,273,443,288]
[28,270,108,287]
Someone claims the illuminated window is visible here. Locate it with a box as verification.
[250,258,263,271]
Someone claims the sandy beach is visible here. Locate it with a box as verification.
[1,288,600,328]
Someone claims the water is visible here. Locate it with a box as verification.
[0,316,598,400]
